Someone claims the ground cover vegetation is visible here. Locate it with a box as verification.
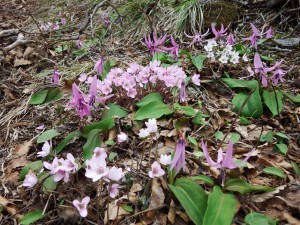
[0,0,300,224]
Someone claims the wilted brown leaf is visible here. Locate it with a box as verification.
[14,58,32,67]
[13,140,32,158]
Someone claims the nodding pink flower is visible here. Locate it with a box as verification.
[227,32,236,45]
[66,83,91,119]
[106,166,124,182]
[77,39,83,49]
[149,161,165,178]
[180,79,186,103]
[164,35,179,58]
[139,128,150,138]
[191,74,201,86]
[211,23,229,39]
[73,196,90,217]
[78,73,87,82]
[117,132,128,143]
[254,53,270,87]
[201,140,256,170]
[185,29,210,46]
[52,70,60,85]
[145,118,158,134]
[143,33,167,55]
[94,57,104,75]
[243,23,264,49]
[268,60,288,85]
[93,147,107,159]
[170,137,186,173]
[23,172,38,188]
[61,18,66,25]
[88,75,98,106]
[85,157,109,182]
[37,141,51,157]
[264,27,273,39]
[107,183,120,198]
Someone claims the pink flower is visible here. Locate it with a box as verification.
[77,39,82,49]
[73,196,90,217]
[117,132,128,143]
[37,141,51,157]
[211,23,228,39]
[52,70,60,85]
[106,166,124,181]
[243,23,264,49]
[268,60,288,86]
[144,33,167,55]
[145,118,158,134]
[159,154,171,166]
[164,35,179,58]
[23,172,38,188]
[149,161,165,178]
[107,184,120,198]
[93,147,107,159]
[227,33,236,45]
[63,153,78,173]
[85,157,109,182]
[139,128,150,138]
[254,53,270,87]
[180,79,186,103]
[170,137,186,173]
[61,18,66,25]
[78,73,87,82]
[94,57,104,75]
[191,74,201,86]
[35,124,45,131]
[264,27,273,39]
[185,29,210,46]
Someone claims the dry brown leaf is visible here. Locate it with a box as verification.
[283,212,300,225]
[168,199,176,224]
[14,58,32,67]
[13,140,32,158]
[130,183,143,193]
[104,198,130,223]
[6,156,29,174]
[0,195,23,221]
[23,47,35,59]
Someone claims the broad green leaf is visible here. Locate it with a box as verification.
[55,131,82,154]
[224,178,274,194]
[20,210,44,225]
[193,151,203,158]
[42,176,57,193]
[37,129,60,143]
[222,78,258,91]
[273,143,288,154]
[232,90,263,118]
[191,55,206,70]
[215,131,223,141]
[136,93,163,108]
[135,101,173,120]
[83,130,101,160]
[20,161,43,180]
[260,131,274,142]
[103,103,128,119]
[109,152,118,161]
[274,132,289,140]
[230,133,241,144]
[37,171,50,183]
[29,89,48,105]
[263,90,283,116]
[282,91,300,103]
[188,136,198,147]
[179,50,192,60]
[121,204,133,212]
[43,87,63,104]
[245,212,277,225]
[105,140,115,146]
[193,112,204,125]
[291,161,300,176]
[169,178,207,225]
[260,55,274,61]
[263,167,285,178]
[203,186,236,225]
[83,118,114,134]
[190,175,214,185]
[240,115,251,125]
[173,103,196,117]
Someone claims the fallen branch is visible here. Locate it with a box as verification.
[0,29,19,38]
[3,33,35,52]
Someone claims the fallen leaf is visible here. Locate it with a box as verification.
[104,197,130,223]
[13,140,32,158]
[283,212,300,225]
[14,58,32,67]
[168,200,176,224]
[6,156,29,174]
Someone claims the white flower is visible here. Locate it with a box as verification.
[73,196,90,217]
[117,132,128,143]
[191,74,201,86]
[139,128,150,138]
[37,141,51,157]
[145,118,158,133]
[207,51,215,59]
[230,51,239,64]
[85,157,109,182]
[23,172,38,188]
[149,161,165,178]
[106,166,124,181]
[160,154,172,165]
[107,184,120,198]
[242,54,249,62]
[219,54,229,64]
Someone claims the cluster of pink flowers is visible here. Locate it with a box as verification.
[40,22,60,31]
[138,118,158,138]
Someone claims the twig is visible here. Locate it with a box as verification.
[0,28,19,38]
[3,33,36,52]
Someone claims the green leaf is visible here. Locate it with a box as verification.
[43,87,63,104]
[273,143,288,154]
[108,152,118,161]
[42,176,57,193]
[190,175,214,185]
[136,93,163,108]
[20,160,43,180]
[103,103,128,119]
[224,178,274,194]
[188,136,198,147]
[135,101,173,120]
[37,171,50,183]
[222,78,258,91]
[193,112,204,125]
[260,131,274,142]
[83,118,114,134]
[121,204,133,212]
[274,132,289,140]
[55,131,82,154]
[232,90,263,118]
[245,212,277,225]
[191,55,206,70]
[230,133,241,144]
[173,103,196,117]
[83,130,101,160]
[37,129,60,143]
[263,167,285,178]
[240,115,251,125]
[263,90,283,116]
[29,89,48,105]
[215,131,223,141]
[20,210,44,225]
[260,55,274,61]
[152,52,167,62]
[282,91,300,104]
[169,178,207,225]
[291,161,300,177]
[203,186,236,225]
